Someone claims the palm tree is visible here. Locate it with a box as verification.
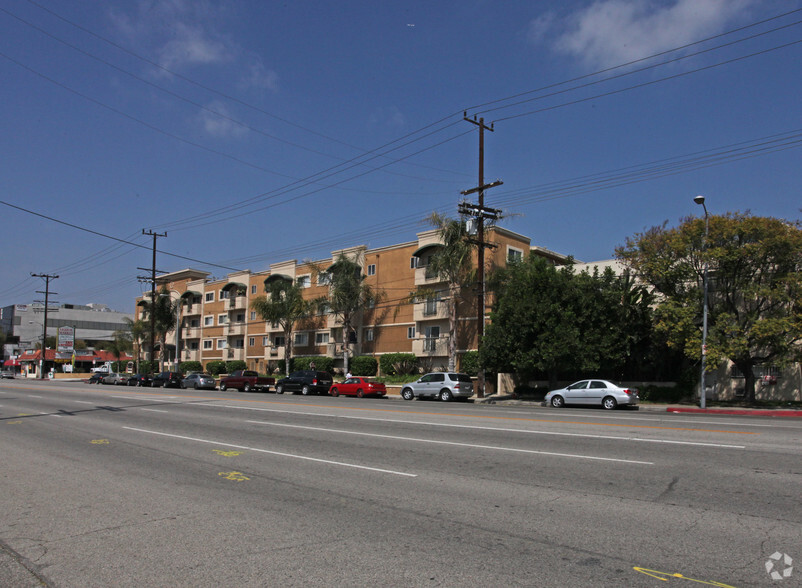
[140,286,178,372]
[250,277,312,377]
[124,317,149,373]
[318,253,380,375]
[420,212,476,372]
[106,330,133,371]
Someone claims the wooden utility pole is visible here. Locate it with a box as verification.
[139,230,166,372]
[31,272,58,379]
[460,113,502,398]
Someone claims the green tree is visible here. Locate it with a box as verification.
[318,253,380,375]
[105,330,133,367]
[124,317,149,373]
[140,286,179,372]
[617,212,802,403]
[250,277,312,377]
[481,256,641,386]
[417,213,475,371]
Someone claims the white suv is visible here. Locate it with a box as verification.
[400,372,475,402]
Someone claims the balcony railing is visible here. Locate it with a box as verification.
[226,323,246,336]
[228,297,247,309]
[411,336,448,356]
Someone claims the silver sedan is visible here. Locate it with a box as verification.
[543,379,639,410]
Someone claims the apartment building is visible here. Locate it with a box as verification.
[136,227,566,375]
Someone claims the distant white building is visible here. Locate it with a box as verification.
[0,302,133,358]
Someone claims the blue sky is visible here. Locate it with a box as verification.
[2,0,800,313]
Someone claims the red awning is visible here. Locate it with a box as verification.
[3,359,21,366]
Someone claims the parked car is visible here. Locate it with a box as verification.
[181,373,217,390]
[1,369,15,379]
[275,371,333,395]
[329,377,387,398]
[543,380,639,410]
[127,373,152,387]
[87,372,106,384]
[151,371,183,388]
[102,372,128,385]
[400,372,475,402]
[218,370,274,392]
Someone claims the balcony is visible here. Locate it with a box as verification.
[226,348,245,361]
[182,303,201,317]
[414,266,443,287]
[226,323,246,336]
[182,327,201,339]
[411,336,449,357]
[413,299,448,322]
[228,297,247,310]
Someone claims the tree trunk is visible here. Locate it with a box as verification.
[734,358,756,404]
[447,285,458,372]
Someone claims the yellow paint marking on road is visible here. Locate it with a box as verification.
[633,566,737,587]
[213,449,244,457]
[7,420,22,425]
[218,471,249,482]
[90,439,110,444]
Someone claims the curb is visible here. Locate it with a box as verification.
[666,407,802,418]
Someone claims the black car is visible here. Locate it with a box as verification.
[275,370,333,395]
[127,373,152,387]
[151,371,183,388]
[87,372,105,384]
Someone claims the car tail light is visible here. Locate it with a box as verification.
[312,378,318,385]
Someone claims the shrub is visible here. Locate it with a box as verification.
[138,360,157,375]
[226,360,247,373]
[179,361,203,374]
[459,351,479,376]
[639,385,686,403]
[206,360,227,376]
[292,356,334,373]
[379,353,418,376]
[350,356,377,376]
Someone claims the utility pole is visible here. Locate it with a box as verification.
[31,273,58,379]
[460,113,503,398]
[138,230,166,373]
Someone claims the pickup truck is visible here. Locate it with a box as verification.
[218,370,275,393]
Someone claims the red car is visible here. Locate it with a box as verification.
[329,377,387,398]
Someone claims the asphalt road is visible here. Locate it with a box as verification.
[1,379,800,587]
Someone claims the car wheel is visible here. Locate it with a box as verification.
[330,387,339,397]
[219,383,227,391]
[301,385,310,395]
[243,383,251,393]
[439,389,453,402]
[602,396,618,410]
[180,382,186,389]
[357,389,364,398]
[276,384,284,394]
[401,388,414,401]
[550,395,565,408]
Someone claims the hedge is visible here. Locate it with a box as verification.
[179,361,203,374]
[206,360,228,376]
[379,353,418,376]
[350,356,377,376]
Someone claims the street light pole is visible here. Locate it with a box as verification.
[694,195,709,409]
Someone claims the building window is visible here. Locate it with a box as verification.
[294,332,308,346]
[410,256,418,269]
[234,313,245,323]
[297,275,311,288]
[366,264,376,276]
[190,318,200,328]
[315,332,330,345]
[317,272,331,286]
[217,339,227,350]
[233,338,244,349]
[262,336,270,346]
[203,339,213,350]
[218,314,228,325]
[250,311,256,321]
[251,285,257,294]
[249,337,255,346]
[189,341,199,350]
[220,290,230,299]
[204,316,214,327]
[407,326,416,339]
[507,246,523,264]
[205,292,214,302]
[270,320,279,329]
[365,328,374,342]
[274,335,285,347]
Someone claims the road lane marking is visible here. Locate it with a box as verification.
[202,405,746,449]
[141,408,168,413]
[122,426,417,477]
[247,420,655,465]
